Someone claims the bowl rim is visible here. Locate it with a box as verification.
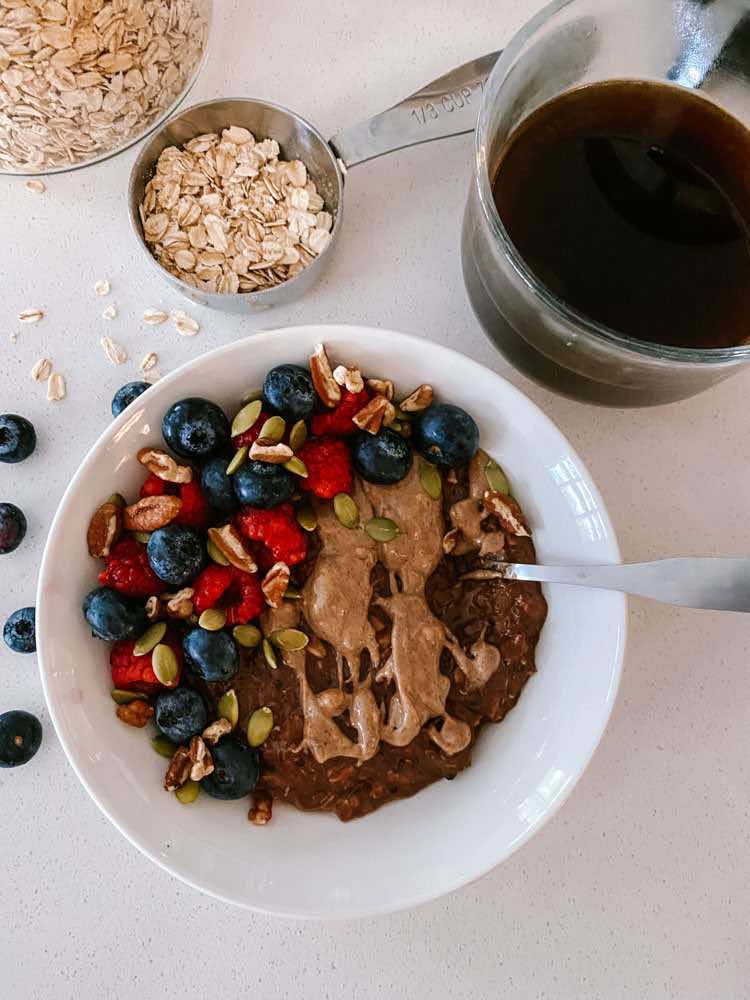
[36,324,626,917]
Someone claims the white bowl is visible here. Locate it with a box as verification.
[37,325,626,919]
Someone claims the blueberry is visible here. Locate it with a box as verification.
[262,364,315,421]
[3,607,35,653]
[111,381,149,417]
[411,403,479,470]
[0,710,42,767]
[83,587,148,642]
[147,525,205,586]
[233,459,296,508]
[154,687,208,744]
[353,428,412,485]
[0,503,27,555]
[200,454,238,518]
[0,414,36,464]
[202,736,259,800]
[162,397,230,460]
[183,627,239,682]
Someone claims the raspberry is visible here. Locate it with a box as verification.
[297,437,353,499]
[98,538,162,598]
[174,478,211,530]
[232,410,270,449]
[311,389,369,437]
[192,563,264,625]
[235,503,308,566]
[140,473,173,498]
[110,633,183,694]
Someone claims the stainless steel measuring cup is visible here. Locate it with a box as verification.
[128,53,499,312]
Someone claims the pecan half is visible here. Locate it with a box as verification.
[352,395,396,434]
[164,745,192,791]
[332,364,364,393]
[366,377,394,401]
[188,735,214,781]
[87,501,122,558]
[309,342,340,408]
[145,595,163,621]
[261,561,290,608]
[483,491,530,537]
[123,495,182,532]
[202,718,232,745]
[137,447,193,484]
[162,587,195,619]
[249,438,294,463]
[248,790,273,825]
[207,525,257,574]
[398,383,433,412]
[116,700,154,728]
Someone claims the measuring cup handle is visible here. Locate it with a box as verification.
[328,51,501,169]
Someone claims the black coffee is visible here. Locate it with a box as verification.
[492,80,750,350]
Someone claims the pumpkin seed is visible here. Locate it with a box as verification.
[296,498,317,532]
[333,492,359,529]
[284,585,302,599]
[485,459,511,495]
[151,734,177,758]
[262,637,278,670]
[233,624,261,648]
[270,628,309,652]
[247,706,274,747]
[231,398,262,437]
[365,517,400,542]
[207,536,230,566]
[289,419,308,452]
[226,445,248,475]
[259,415,285,441]
[175,779,200,804]
[198,608,227,631]
[131,530,151,544]
[133,621,167,656]
[152,643,179,685]
[217,688,239,728]
[284,456,308,478]
[419,461,442,500]
[106,492,126,508]
[110,689,147,705]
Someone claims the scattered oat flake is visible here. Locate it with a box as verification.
[9,333,17,344]
[143,308,168,326]
[140,351,158,372]
[171,309,200,336]
[94,279,110,296]
[26,179,46,193]
[47,373,66,401]
[19,309,43,324]
[102,304,117,320]
[143,370,162,384]
[30,358,52,382]
[100,337,127,365]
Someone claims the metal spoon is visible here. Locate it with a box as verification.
[494,558,750,612]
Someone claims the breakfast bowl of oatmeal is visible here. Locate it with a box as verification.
[36,325,625,917]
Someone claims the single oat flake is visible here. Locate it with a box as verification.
[100,337,127,365]
[143,308,168,326]
[30,358,52,382]
[19,309,43,324]
[47,373,66,401]
[171,309,200,336]
[26,180,46,193]
[140,351,158,372]
[94,279,110,297]
[102,304,117,320]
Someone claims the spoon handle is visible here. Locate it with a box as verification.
[329,51,500,169]
[503,558,750,612]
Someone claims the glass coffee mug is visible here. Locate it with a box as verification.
[462,0,750,406]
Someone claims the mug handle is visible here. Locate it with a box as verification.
[328,51,501,170]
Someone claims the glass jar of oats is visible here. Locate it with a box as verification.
[0,0,210,174]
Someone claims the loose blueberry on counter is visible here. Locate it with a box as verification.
[3,606,35,653]
[83,587,148,642]
[353,428,412,485]
[233,459,296,508]
[202,736,259,800]
[201,454,239,518]
[0,710,42,767]
[411,403,479,470]
[0,503,27,555]
[162,397,230,460]
[154,687,208,744]
[147,524,205,586]
[111,381,150,417]
[0,414,36,464]
[183,627,239,682]
[262,364,315,421]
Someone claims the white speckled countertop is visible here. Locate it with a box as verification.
[1,2,747,997]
